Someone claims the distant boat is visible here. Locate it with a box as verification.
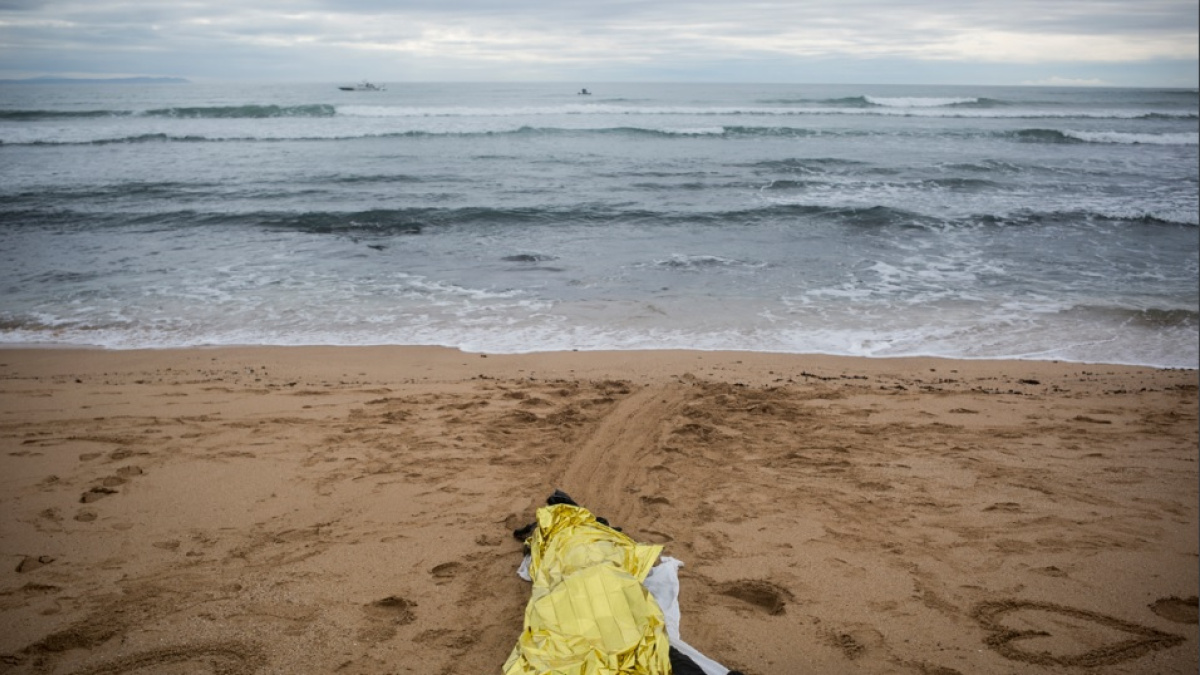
[339,81,385,91]
[578,88,592,95]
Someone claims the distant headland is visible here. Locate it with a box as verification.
[0,76,189,84]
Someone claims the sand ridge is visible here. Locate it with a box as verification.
[0,347,1196,674]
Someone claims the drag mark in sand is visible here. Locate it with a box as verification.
[972,599,1185,666]
[61,642,266,675]
[553,384,690,528]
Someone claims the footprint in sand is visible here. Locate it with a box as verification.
[413,628,475,651]
[831,631,866,660]
[358,595,418,642]
[367,595,417,622]
[821,625,886,662]
[1149,596,1199,625]
[973,599,1184,667]
[431,561,463,584]
[716,579,795,616]
[80,487,117,503]
[15,555,55,573]
[639,530,674,544]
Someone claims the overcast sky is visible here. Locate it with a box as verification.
[1,0,1196,87]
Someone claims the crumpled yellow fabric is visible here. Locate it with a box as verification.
[503,503,669,675]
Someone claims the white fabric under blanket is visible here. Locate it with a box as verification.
[643,557,731,675]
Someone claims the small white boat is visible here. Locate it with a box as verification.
[339,81,386,91]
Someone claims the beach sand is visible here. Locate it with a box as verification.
[0,346,1196,674]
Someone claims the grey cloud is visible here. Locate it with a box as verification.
[0,0,1195,84]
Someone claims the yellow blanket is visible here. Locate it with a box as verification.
[503,503,670,675]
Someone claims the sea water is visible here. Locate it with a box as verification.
[0,82,1196,367]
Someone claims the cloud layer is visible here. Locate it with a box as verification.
[2,0,1197,85]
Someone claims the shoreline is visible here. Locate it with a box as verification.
[3,345,1197,391]
[2,346,1197,674]
[2,341,1195,372]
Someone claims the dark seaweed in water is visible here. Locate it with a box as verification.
[1124,308,1198,329]
[502,254,559,262]
[258,210,425,235]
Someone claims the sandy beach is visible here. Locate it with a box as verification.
[0,346,1196,674]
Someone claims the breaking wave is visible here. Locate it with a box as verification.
[10,202,1193,237]
[143,104,337,118]
[863,96,990,107]
[652,254,767,270]
[1062,130,1199,145]
[0,104,337,120]
[1011,128,1199,145]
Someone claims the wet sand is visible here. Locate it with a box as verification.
[1,346,1196,674]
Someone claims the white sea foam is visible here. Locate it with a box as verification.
[2,301,1194,368]
[651,126,726,135]
[333,103,1192,120]
[652,254,766,269]
[864,96,979,107]
[6,107,1196,145]
[1062,130,1199,145]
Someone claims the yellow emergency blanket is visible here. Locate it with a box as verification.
[503,503,670,675]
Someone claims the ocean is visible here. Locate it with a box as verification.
[1,82,1196,367]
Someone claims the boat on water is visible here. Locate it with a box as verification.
[339,81,385,91]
